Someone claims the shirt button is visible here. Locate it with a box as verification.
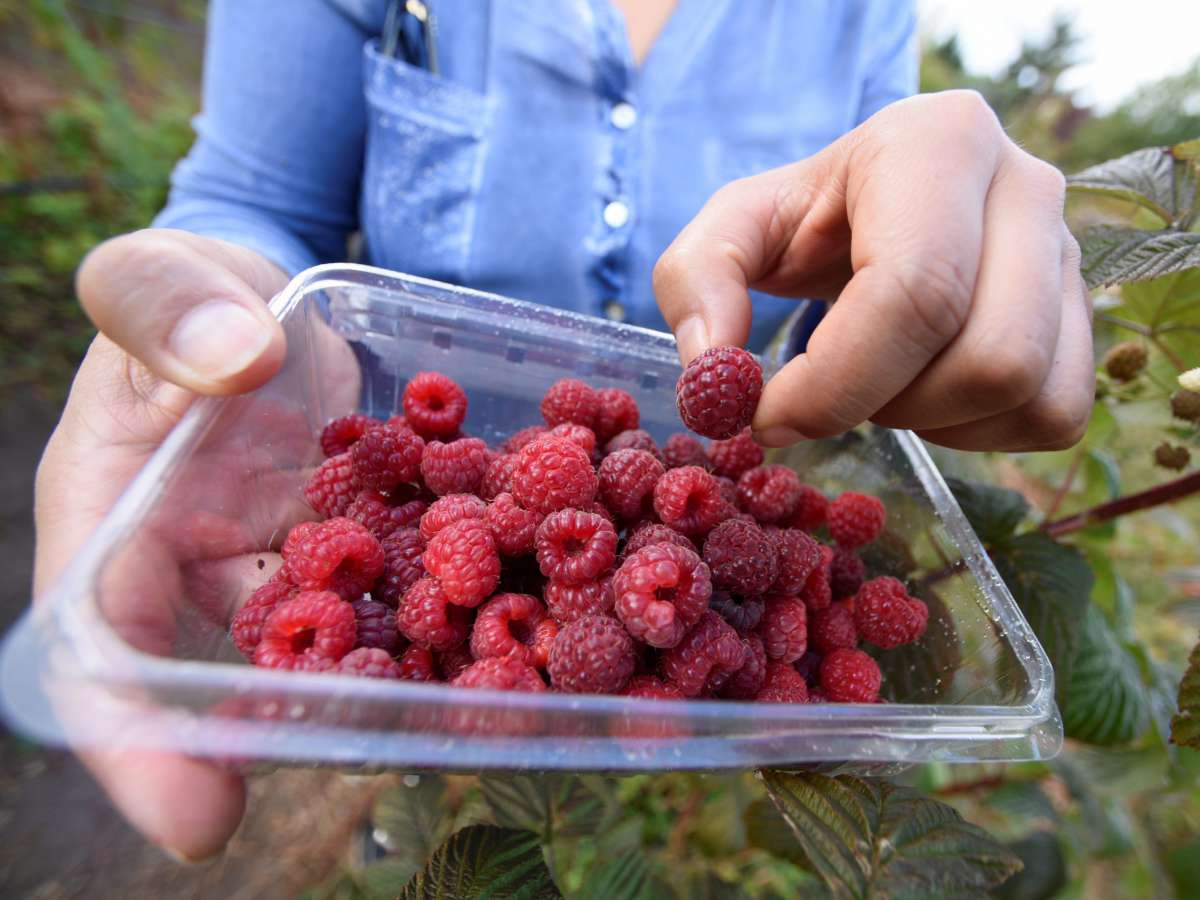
[610,102,637,130]
[603,300,626,321]
[603,200,630,228]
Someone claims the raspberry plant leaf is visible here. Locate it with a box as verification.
[1061,605,1151,745]
[1170,640,1200,748]
[571,850,662,900]
[480,775,615,841]
[398,825,561,900]
[1076,226,1200,289]
[945,478,1028,546]
[372,775,453,878]
[760,771,1022,899]
[1067,145,1197,226]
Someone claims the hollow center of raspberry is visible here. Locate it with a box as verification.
[508,618,534,645]
[562,537,586,555]
[656,586,678,605]
[683,493,704,516]
[289,627,316,654]
[425,395,444,412]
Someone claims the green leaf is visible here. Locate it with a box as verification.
[1067,146,1196,225]
[1061,605,1151,745]
[572,851,656,900]
[992,832,1068,900]
[1174,138,1200,162]
[1077,226,1200,289]
[361,859,423,899]
[372,776,450,873]
[398,825,561,900]
[744,797,811,868]
[945,478,1029,545]
[760,771,1022,900]
[1170,638,1200,748]
[480,775,612,840]
[1082,449,1122,504]
[875,589,961,703]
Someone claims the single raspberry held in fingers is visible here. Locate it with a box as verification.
[351,423,425,493]
[420,438,490,496]
[304,453,360,518]
[541,378,600,430]
[852,577,928,648]
[398,644,438,681]
[423,519,500,607]
[395,577,472,650]
[809,603,858,654]
[613,542,712,648]
[337,647,402,679]
[419,493,487,543]
[676,346,763,440]
[283,517,385,601]
[703,518,779,596]
[622,675,684,700]
[819,648,881,703]
[454,657,547,692]
[480,453,519,500]
[544,577,615,623]
[659,611,747,697]
[353,597,403,655]
[484,492,543,556]
[503,425,548,454]
[830,548,865,599]
[652,465,727,537]
[320,414,379,457]
[663,433,708,469]
[599,449,665,521]
[346,490,426,541]
[548,422,597,456]
[547,615,636,694]
[535,509,618,584]
[594,387,640,442]
[470,592,557,669]
[786,484,830,533]
[621,523,695,561]
[437,644,475,681]
[403,372,468,440]
[757,661,810,703]
[769,528,823,595]
[720,634,768,700]
[254,591,356,671]
[376,528,426,607]
[706,428,762,479]
[737,464,802,524]
[827,493,886,548]
[756,595,808,663]
[709,591,765,634]
[231,581,296,659]
[511,435,598,515]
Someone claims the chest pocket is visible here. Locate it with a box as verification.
[361,41,491,283]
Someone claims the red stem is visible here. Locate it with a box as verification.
[1042,471,1200,537]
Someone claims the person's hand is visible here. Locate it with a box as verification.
[654,90,1094,452]
[34,229,288,860]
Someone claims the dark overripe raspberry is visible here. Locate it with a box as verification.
[756,595,808,662]
[786,484,829,532]
[676,346,763,440]
[437,644,475,681]
[621,522,695,561]
[622,674,684,700]
[703,519,778,596]
[484,492,543,556]
[799,544,834,612]
[809,602,858,654]
[737,464,802,524]
[353,597,403,655]
[283,517,385,601]
[613,542,712,648]
[376,528,426,607]
[604,429,664,463]
[544,577,614,623]
[231,581,296,659]
[350,423,425,493]
[827,492,886,548]
[470,592,557,669]
[819,648,881,703]
[503,425,548,454]
[535,509,617,585]
[659,611,747,697]
[420,438,489,497]
[304,453,360,518]
[511,435,598,515]
[663,433,708,469]
[720,634,768,699]
[454,657,547,692]
[419,493,487,543]
[480,453,519,500]
[547,615,636,694]
[398,644,438,681]
[423,518,501,607]
[852,577,928,648]
[594,387,640,442]
[598,448,665,521]
[769,528,822,595]
[337,647,402,679]
[403,372,468,440]
[548,422,597,456]
[830,548,865,599]
[709,591,765,634]
[706,428,763,479]
[795,650,823,685]
[254,591,355,671]
[757,661,810,703]
[652,465,727,537]
[396,577,472,650]
[320,414,379,457]
[541,378,599,430]
[346,490,426,541]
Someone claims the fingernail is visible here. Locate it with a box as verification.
[163,844,217,865]
[169,301,271,382]
[675,316,710,366]
[753,426,804,448]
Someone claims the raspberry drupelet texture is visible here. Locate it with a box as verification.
[353,597,403,655]
[503,425,548,454]
[337,647,403,679]
[659,611,748,697]
[706,428,763,479]
[541,378,600,430]
[402,371,468,440]
[613,542,712,648]
[622,674,685,700]
[799,544,835,612]
[420,437,490,496]
[283,517,385,601]
[795,650,823,686]
[548,422,597,456]
[511,435,598,515]
[621,523,695,561]
[350,423,425,493]
[787,484,830,532]
[594,387,640,442]
[281,521,320,561]
[320,414,379,457]
[809,602,859,654]
[827,492,886,548]
[480,453,519,500]
[676,346,763,440]
[437,644,475,681]
[598,448,665,521]
[535,509,618,584]
[830,548,866,599]
[719,634,768,699]
[703,518,779,596]
[709,591,765,635]
[820,648,882,703]
[376,528,426,607]
[395,577,473,650]
[547,615,636,694]
[769,528,823,595]
[604,429,664,462]
[231,581,297,659]
[737,464,802,524]
[423,518,501,607]
[419,493,488,543]
[470,592,557,669]
[757,661,810,703]
[346,490,426,541]
[454,656,547,692]
[660,433,706,470]
[397,644,438,681]
[304,452,361,518]
[756,595,808,663]
[852,577,928,648]
[484,492,543,556]
[652,465,727,537]
[544,577,615,623]
[254,591,356,671]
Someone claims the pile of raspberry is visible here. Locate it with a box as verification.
[230,357,927,707]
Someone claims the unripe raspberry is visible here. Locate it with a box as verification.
[1103,341,1147,382]
[1171,389,1200,423]
[1154,442,1190,471]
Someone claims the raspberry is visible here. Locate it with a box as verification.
[676,346,763,440]
[281,521,320,561]
[819,648,881,703]
[604,429,664,463]
[769,528,823,595]
[720,634,768,700]
[419,493,488,543]
[346,490,426,541]
[481,492,541,556]
[621,523,695,563]
[503,425,548,454]
[304,453,360,518]
[830,548,865,599]
[353,597,403,655]
[320,414,379,457]
[594,387,640,442]
[376,528,426,607]
[737,465,802,524]
[795,650,823,685]
[396,577,472,650]
[547,615,636,694]
[715,476,739,506]
[437,644,475,681]
[398,644,438,681]
[757,661,810,703]
[756,595,807,663]
[613,542,712,648]
[350,423,425,493]
[480,453,519,500]
[337,647,403,679]
[583,499,616,525]
[809,603,858,654]
[652,466,727,537]
[535,509,617,584]
[254,591,356,671]
[1171,389,1200,423]
[786,484,830,532]
[1155,442,1190,471]
[548,422,597,456]
[622,674,684,700]
[423,518,501,607]
[454,656,547,692]
[659,611,747,697]
[511,435,598,515]
[1103,341,1147,381]
[544,577,614,623]
[403,372,468,440]
[420,437,489,496]
[709,591,765,634]
[470,592,557,669]
[231,581,296,659]
[827,493,886,548]
[852,577,928,648]
[541,378,599,430]
[663,433,708,469]
[706,428,763,479]
[283,517,385,601]
[598,449,665,521]
[702,518,779,596]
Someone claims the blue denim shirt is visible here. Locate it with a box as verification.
[155,0,916,350]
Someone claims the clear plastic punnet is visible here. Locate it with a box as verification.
[1,265,1062,772]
